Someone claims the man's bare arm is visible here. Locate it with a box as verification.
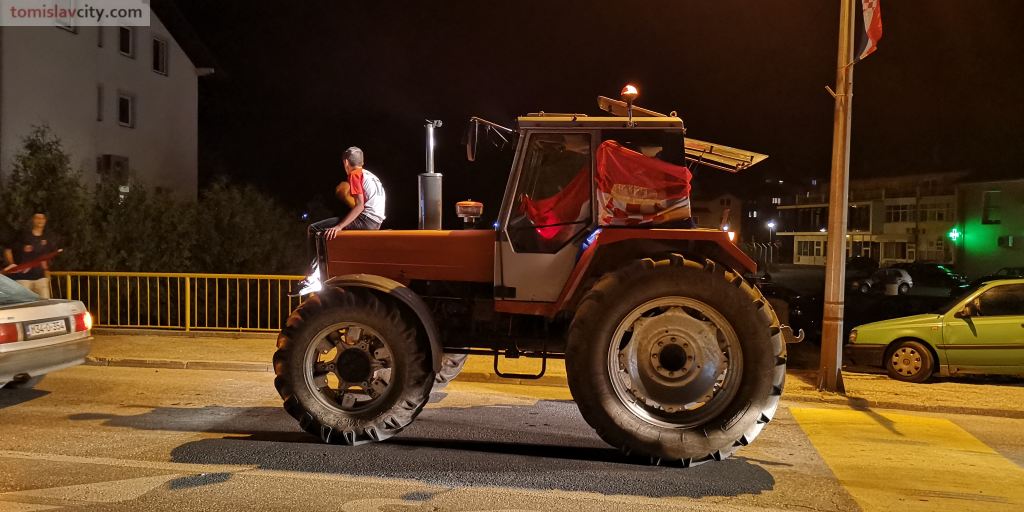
[3,248,14,270]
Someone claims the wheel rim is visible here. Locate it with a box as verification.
[607,296,743,429]
[303,322,395,413]
[890,346,923,378]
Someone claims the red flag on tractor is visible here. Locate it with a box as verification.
[854,0,883,62]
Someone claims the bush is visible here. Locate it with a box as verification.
[193,179,306,275]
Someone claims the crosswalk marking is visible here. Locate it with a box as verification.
[792,407,1024,512]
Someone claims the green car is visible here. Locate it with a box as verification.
[845,279,1024,382]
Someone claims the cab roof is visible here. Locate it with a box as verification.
[516,116,684,129]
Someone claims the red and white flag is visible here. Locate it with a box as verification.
[854,0,883,62]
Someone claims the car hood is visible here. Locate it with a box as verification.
[856,313,942,331]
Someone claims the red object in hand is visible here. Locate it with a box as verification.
[1,249,62,276]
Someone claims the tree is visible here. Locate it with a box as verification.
[0,125,91,269]
[88,177,197,272]
[193,179,306,274]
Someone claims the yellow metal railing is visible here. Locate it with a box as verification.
[48,271,306,333]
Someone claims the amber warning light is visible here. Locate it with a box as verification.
[456,200,484,229]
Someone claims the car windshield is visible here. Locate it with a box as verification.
[0,274,40,305]
[931,284,981,314]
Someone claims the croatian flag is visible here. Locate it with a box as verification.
[854,0,883,63]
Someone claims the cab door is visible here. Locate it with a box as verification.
[942,283,1024,370]
[495,131,595,303]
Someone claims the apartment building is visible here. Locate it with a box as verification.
[776,172,966,266]
[0,1,213,198]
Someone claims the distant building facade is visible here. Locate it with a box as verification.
[954,179,1024,279]
[690,192,743,240]
[0,3,212,198]
[776,172,965,267]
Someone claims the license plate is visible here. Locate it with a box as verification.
[26,319,67,338]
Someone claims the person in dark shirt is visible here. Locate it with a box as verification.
[3,212,56,298]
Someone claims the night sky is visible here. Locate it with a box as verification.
[175,0,1024,229]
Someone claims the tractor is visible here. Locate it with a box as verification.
[273,88,800,465]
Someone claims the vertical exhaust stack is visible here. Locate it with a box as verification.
[419,120,444,230]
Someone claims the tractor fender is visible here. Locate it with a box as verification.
[554,228,757,315]
[324,274,444,372]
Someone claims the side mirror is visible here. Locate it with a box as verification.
[464,120,479,162]
[954,306,972,319]
[463,116,514,163]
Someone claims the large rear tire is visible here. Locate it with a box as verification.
[566,255,786,465]
[274,286,433,444]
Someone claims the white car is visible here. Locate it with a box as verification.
[850,268,914,295]
[1,274,92,389]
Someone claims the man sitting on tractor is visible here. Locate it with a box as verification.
[294,146,386,296]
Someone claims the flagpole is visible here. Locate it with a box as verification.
[817,0,856,393]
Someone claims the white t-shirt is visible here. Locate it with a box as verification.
[357,168,386,224]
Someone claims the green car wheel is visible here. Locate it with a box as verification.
[885,340,935,383]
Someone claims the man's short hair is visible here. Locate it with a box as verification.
[343,147,364,167]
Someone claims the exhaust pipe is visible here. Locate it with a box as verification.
[419,120,443,230]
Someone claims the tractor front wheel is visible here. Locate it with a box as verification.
[274,287,433,445]
[566,255,786,465]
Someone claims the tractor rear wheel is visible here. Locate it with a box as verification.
[274,287,433,444]
[566,255,786,465]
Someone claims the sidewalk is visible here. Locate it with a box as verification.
[87,332,1024,418]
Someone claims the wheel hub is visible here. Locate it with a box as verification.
[336,348,372,383]
[891,347,921,376]
[304,323,395,413]
[621,307,725,410]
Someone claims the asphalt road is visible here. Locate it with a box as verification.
[1,366,1022,511]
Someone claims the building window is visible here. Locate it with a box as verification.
[152,38,169,75]
[797,241,814,257]
[885,204,914,223]
[919,202,951,222]
[119,27,134,57]
[884,242,907,260]
[982,191,1002,224]
[748,210,758,219]
[771,197,782,205]
[118,94,135,127]
[96,85,104,121]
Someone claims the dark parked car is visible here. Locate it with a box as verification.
[890,263,969,297]
[846,256,879,279]
[971,267,1024,288]
[756,281,822,343]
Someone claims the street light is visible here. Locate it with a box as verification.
[766,221,777,265]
